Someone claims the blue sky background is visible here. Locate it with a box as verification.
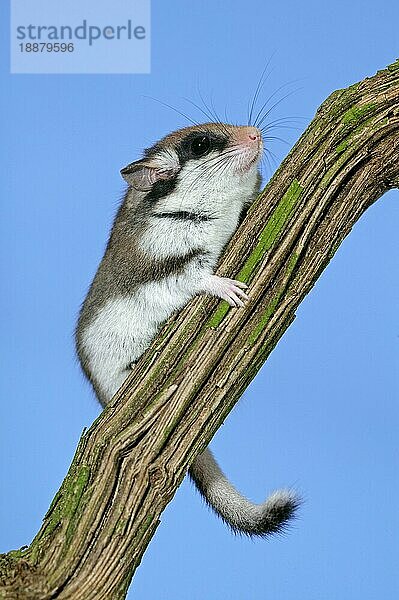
[1,1,398,599]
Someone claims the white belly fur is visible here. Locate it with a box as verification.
[81,265,211,400]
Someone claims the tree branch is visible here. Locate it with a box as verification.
[1,61,398,600]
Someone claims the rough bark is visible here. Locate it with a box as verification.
[1,61,398,599]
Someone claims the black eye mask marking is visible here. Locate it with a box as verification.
[141,131,229,202]
[145,176,178,202]
[177,132,229,166]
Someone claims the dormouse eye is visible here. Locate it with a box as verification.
[190,135,211,157]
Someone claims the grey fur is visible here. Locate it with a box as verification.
[76,123,299,538]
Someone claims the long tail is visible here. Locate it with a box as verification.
[189,448,299,537]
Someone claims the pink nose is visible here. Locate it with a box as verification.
[238,126,261,144]
[247,127,260,141]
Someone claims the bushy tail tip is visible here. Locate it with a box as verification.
[189,448,300,538]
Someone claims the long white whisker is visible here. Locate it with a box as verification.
[248,57,274,125]
[256,87,303,130]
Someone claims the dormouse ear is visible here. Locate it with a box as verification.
[120,160,157,191]
[120,159,177,192]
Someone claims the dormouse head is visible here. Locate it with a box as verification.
[120,123,263,207]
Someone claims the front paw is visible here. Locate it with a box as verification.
[205,275,249,308]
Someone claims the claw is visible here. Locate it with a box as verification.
[224,279,248,290]
[203,275,250,308]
